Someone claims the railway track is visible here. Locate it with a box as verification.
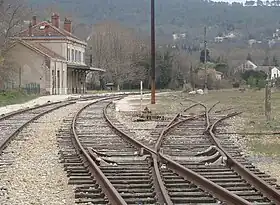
[157,102,280,205]
[0,100,75,153]
[56,96,280,205]
[0,93,131,155]
[0,94,123,181]
[58,98,161,204]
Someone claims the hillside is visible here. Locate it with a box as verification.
[28,0,280,42]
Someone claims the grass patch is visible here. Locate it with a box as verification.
[249,140,280,157]
[183,89,280,156]
[0,90,39,107]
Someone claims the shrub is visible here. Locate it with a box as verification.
[247,76,257,87]
[256,79,266,89]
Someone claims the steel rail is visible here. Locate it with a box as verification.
[103,101,172,205]
[0,92,129,121]
[159,153,251,205]
[155,115,200,152]
[0,101,63,121]
[71,96,128,205]
[0,93,127,156]
[151,154,173,205]
[208,101,220,113]
[0,101,75,153]
[154,101,252,205]
[209,111,280,204]
[104,99,252,205]
[101,96,280,204]
[104,101,156,155]
[0,94,117,153]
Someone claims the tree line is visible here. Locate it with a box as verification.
[86,22,231,91]
[28,0,280,43]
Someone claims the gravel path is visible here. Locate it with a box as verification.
[113,109,158,148]
[0,103,85,205]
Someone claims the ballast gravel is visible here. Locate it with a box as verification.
[0,103,86,205]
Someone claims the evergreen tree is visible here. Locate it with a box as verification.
[200,49,210,63]
[246,53,253,62]
[272,55,278,66]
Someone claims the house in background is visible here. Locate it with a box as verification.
[235,60,257,73]
[235,60,280,80]
[7,13,105,95]
[256,66,280,79]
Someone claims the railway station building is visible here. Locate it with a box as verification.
[7,13,104,95]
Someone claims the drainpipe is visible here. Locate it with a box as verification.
[19,66,22,89]
[54,61,57,95]
[61,62,64,94]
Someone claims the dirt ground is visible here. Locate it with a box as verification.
[115,89,280,183]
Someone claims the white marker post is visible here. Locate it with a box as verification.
[140,81,143,112]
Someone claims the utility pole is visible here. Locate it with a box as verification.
[265,70,272,121]
[204,26,208,94]
[151,0,156,104]
[190,63,194,91]
[19,66,22,89]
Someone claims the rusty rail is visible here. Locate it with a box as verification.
[155,102,207,152]
[209,111,280,204]
[103,98,269,205]
[0,101,75,153]
[154,100,253,204]
[160,154,251,205]
[152,154,173,204]
[103,101,172,205]
[0,101,63,121]
[104,101,156,155]
[71,97,128,205]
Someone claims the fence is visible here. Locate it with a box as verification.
[0,81,41,95]
[0,81,17,91]
[24,83,40,94]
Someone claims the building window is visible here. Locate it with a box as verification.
[78,51,81,62]
[75,50,78,62]
[71,49,74,62]
[67,48,70,61]
[82,52,85,63]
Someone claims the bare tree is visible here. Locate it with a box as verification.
[87,21,149,89]
[0,0,29,89]
[0,0,28,51]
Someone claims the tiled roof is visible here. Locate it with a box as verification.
[13,40,65,60]
[18,21,80,41]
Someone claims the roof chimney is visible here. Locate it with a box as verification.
[28,22,32,36]
[51,13,60,28]
[64,18,72,33]
[32,15,37,26]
